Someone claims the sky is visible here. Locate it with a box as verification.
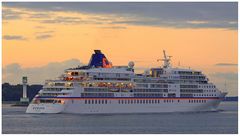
[2,2,238,96]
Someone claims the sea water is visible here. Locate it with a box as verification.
[2,102,238,134]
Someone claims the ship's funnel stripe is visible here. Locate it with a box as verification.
[88,50,112,68]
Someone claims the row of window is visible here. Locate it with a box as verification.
[134,79,167,83]
[40,93,69,96]
[150,84,168,88]
[84,99,108,104]
[134,93,163,97]
[84,88,108,92]
[193,94,217,97]
[81,93,114,97]
[93,78,130,81]
[204,90,216,92]
[83,99,207,104]
[180,89,203,93]
[180,85,216,89]
[136,84,168,88]
[202,85,215,88]
[196,81,208,84]
[177,80,208,84]
[33,99,65,104]
[180,76,205,79]
[83,88,216,95]
[136,84,148,88]
[178,71,201,75]
[189,100,207,103]
[84,99,178,104]
[43,88,72,91]
[118,99,177,104]
[180,85,198,88]
[39,99,54,103]
[180,94,193,97]
[69,72,80,76]
[54,83,66,86]
[133,89,168,92]
[92,73,130,77]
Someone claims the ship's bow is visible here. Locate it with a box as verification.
[26,103,65,114]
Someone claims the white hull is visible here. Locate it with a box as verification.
[26,103,64,113]
[26,98,223,114]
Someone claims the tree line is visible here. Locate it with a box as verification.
[2,83,42,101]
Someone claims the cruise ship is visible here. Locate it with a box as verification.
[26,50,227,114]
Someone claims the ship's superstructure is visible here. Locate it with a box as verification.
[26,50,227,114]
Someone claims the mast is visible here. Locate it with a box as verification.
[157,50,172,68]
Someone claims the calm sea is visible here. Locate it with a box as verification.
[2,102,238,134]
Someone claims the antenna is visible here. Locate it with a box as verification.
[158,50,172,68]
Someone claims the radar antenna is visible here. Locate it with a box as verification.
[157,50,172,68]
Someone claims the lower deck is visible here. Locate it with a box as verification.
[65,98,221,114]
[27,95,224,114]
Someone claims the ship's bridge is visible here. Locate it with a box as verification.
[149,50,208,83]
[164,67,202,75]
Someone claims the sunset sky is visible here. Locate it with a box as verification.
[2,2,238,96]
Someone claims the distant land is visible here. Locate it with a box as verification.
[1,83,238,102]
[2,83,42,102]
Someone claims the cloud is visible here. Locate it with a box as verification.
[210,72,237,81]
[35,26,46,29]
[3,35,27,40]
[208,72,238,96]
[36,34,53,40]
[186,20,209,24]
[110,18,237,29]
[28,13,51,19]
[40,16,83,24]
[99,26,127,29]
[2,59,82,84]
[2,8,22,20]
[2,2,238,29]
[229,21,237,24]
[3,63,22,75]
[215,63,238,66]
[35,30,55,34]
